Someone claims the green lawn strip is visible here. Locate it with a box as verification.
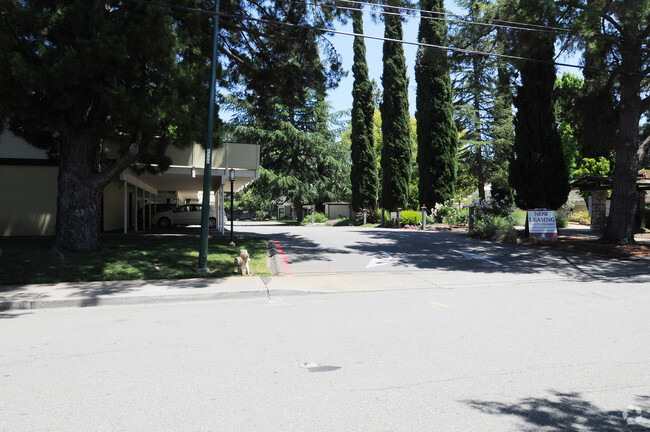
[0,236,270,285]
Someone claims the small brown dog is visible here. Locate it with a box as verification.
[234,249,250,275]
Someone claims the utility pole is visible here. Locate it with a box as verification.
[197,1,220,273]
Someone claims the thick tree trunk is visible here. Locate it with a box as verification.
[54,167,104,252]
[602,35,643,245]
[54,135,139,252]
[54,136,104,252]
[603,143,638,244]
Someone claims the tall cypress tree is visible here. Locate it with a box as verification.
[380,0,412,210]
[350,9,378,212]
[415,0,458,208]
[506,0,570,210]
[489,61,515,201]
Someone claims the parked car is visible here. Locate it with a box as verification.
[139,203,178,228]
[154,204,217,228]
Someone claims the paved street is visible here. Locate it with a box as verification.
[2,280,650,431]
[235,221,650,280]
[1,223,649,431]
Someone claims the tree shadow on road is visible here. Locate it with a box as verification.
[463,390,650,431]
[239,226,650,282]
[343,230,650,282]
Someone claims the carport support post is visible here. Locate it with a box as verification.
[363,209,367,225]
[134,186,139,232]
[311,208,315,225]
[229,169,235,246]
[123,180,128,234]
[197,2,220,273]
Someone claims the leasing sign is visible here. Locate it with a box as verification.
[528,210,558,241]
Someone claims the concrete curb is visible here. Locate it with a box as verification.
[1,290,271,311]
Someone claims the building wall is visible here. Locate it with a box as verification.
[103,180,125,232]
[1,131,259,236]
[325,203,351,220]
[0,165,58,236]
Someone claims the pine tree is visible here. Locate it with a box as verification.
[416,0,458,208]
[380,0,412,211]
[350,8,378,212]
[0,1,215,251]
[578,4,618,159]
[0,0,346,245]
[226,2,347,222]
[596,0,650,243]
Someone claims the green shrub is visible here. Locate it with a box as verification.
[469,197,517,242]
[354,209,384,225]
[444,207,468,225]
[434,201,469,226]
[569,210,591,225]
[400,210,422,225]
[470,215,514,241]
[511,209,527,226]
[300,211,328,225]
[383,218,397,228]
[555,210,568,228]
[433,201,454,223]
[333,218,352,226]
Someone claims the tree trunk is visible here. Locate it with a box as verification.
[602,35,643,244]
[602,139,639,244]
[54,136,104,252]
[54,135,139,252]
[477,145,486,201]
[294,200,303,223]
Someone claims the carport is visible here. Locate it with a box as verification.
[109,142,260,234]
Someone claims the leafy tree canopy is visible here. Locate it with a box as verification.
[0,0,345,249]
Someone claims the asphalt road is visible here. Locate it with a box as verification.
[2,281,649,431]
[234,221,649,280]
[2,222,649,431]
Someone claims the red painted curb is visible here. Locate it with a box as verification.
[272,239,292,276]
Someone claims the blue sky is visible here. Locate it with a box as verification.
[324,1,583,117]
[325,1,461,115]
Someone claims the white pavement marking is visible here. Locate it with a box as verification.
[365,250,393,268]
[453,250,503,266]
[431,301,450,308]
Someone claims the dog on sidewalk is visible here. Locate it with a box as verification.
[234,249,250,275]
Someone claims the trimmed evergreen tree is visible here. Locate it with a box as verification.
[350,9,378,212]
[416,0,458,208]
[489,62,515,201]
[380,0,412,211]
[505,0,570,210]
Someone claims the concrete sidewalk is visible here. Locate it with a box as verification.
[4,264,649,311]
[2,223,648,311]
[0,267,588,311]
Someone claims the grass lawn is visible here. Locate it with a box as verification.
[0,235,270,285]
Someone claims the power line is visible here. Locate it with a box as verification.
[124,0,642,76]
[284,0,649,44]
[277,0,580,38]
